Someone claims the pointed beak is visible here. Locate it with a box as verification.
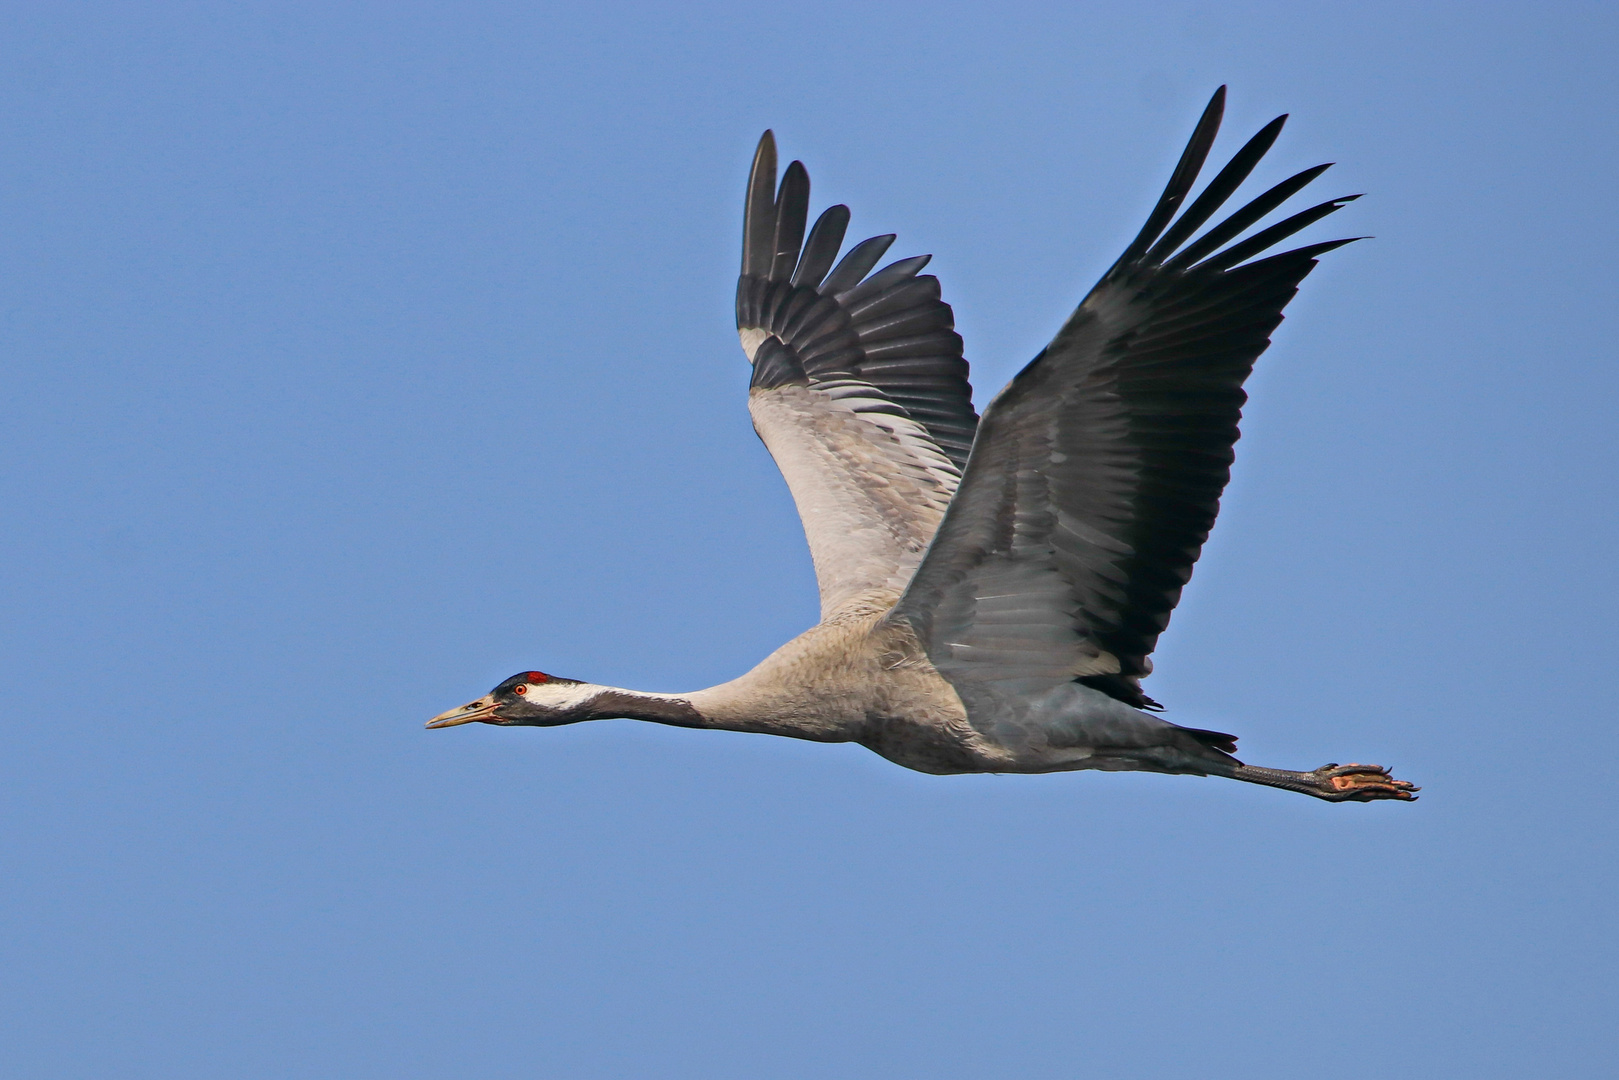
[426,694,501,729]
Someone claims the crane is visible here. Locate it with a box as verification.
[428,88,1417,803]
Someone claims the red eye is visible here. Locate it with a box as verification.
[525,671,550,683]
[513,685,528,695]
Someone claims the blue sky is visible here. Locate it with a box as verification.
[1,2,1615,1076]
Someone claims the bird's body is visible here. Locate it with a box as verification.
[430,89,1417,803]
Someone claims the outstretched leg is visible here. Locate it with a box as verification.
[1209,761,1419,802]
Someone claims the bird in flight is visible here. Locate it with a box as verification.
[429,88,1416,803]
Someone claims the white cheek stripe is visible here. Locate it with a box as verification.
[524,681,599,709]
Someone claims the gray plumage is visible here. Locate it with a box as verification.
[429,88,1417,804]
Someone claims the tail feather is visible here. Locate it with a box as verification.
[1178,725,1239,755]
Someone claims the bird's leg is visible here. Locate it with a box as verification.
[1210,761,1418,802]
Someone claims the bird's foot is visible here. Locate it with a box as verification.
[1311,762,1419,802]
[1222,760,1419,802]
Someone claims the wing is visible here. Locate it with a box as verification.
[737,132,980,618]
[892,87,1360,709]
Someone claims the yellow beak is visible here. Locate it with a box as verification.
[426,693,501,729]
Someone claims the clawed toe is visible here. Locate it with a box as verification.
[1313,762,1419,802]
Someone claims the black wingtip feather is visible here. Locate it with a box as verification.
[1113,86,1227,271]
[793,204,851,289]
[1251,236,1368,264]
[839,253,933,307]
[819,233,896,296]
[770,161,811,282]
[743,131,778,278]
[1193,194,1361,272]
[1144,113,1288,265]
[1164,162,1336,272]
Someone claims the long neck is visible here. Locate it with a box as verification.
[573,681,850,743]
[581,686,707,729]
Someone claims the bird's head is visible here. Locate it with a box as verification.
[426,670,596,729]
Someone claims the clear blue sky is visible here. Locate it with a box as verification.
[2,3,1615,1077]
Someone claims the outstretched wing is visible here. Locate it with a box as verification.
[738,132,979,619]
[892,87,1359,709]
